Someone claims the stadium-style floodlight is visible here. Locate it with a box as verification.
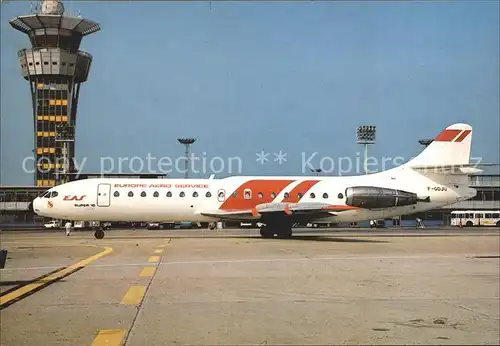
[177,138,196,179]
[356,125,376,174]
[55,123,75,184]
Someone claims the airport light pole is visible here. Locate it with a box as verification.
[177,138,196,179]
[356,125,376,175]
[55,123,75,184]
[310,168,322,176]
[418,139,433,148]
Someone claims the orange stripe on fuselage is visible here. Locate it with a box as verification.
[219,179,295,211]
[281,180,320,203]
[434,129,462,142]
[454,129,471,142]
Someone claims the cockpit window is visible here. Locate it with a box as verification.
[41,191,51,198]
[51,191,58,198]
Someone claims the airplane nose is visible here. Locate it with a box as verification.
[31,198,41,215]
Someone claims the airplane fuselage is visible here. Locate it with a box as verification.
[33,169,474,223]
[31,123,479,239]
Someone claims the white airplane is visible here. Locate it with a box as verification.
[32,123,484,239]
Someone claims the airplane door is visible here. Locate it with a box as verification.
[217,189,226,202]
[97,183,111,207]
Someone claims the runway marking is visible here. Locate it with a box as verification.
[0,267,65,299]
[0,246,113,310]
[139,267,156,277]
[121,285,146,305]
[148,255,160,263]
[156,254,484,266]
[2,253,492,272]
[154,249,164,254]
[91,329,125,346]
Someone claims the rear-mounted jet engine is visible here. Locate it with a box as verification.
[345,186,418,209]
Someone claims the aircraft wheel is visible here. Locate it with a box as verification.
[260,227,274,238]
[94,229,105,239]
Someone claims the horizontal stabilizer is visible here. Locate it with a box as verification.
[410,163,499,175]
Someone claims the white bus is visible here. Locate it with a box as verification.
[450,210,500,227]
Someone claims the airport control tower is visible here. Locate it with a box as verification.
[9,0,100,187]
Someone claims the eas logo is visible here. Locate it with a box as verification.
[63,195,86,201]
[47,201,54,208]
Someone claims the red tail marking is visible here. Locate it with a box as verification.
[281,180,320,203]
[219,180,295,211]
[435,129,462,142]
[454,130,471,142]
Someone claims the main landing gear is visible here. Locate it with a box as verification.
[94,227,105,239]
[259,220,293,239]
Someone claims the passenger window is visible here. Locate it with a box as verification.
[141,191,146,197]
[310,193,315,199]
[283,192,289,198]
[114,191,120,197]
[297,192,303,199]
[323,193,328,199]
[51,191,58,197]
[153,191,159,197]
[271,192,276,199]
[193,192,198,197]
[128,191,133,197]
[493,213,499,218]
[205,192,211,198]
[257,192,263,198]
[180,192,185,197]
[338,193,343,199]
[166,191,172,197]
[244,189,252,200]
[485,213,492,218]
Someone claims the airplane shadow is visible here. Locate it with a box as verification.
[0,279,65,287]
[100,235,389,243]
[229,236,390,243]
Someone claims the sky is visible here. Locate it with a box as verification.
[1,0,499,185]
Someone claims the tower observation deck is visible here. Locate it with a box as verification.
[9,0,100,187]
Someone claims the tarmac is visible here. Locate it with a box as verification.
[0,227,499,345]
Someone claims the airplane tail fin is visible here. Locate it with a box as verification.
[402,123,499,178]
[408,123,472,168]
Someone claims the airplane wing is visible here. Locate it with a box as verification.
[200,202,358,221]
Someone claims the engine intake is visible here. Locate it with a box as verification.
[345,186,417,209]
